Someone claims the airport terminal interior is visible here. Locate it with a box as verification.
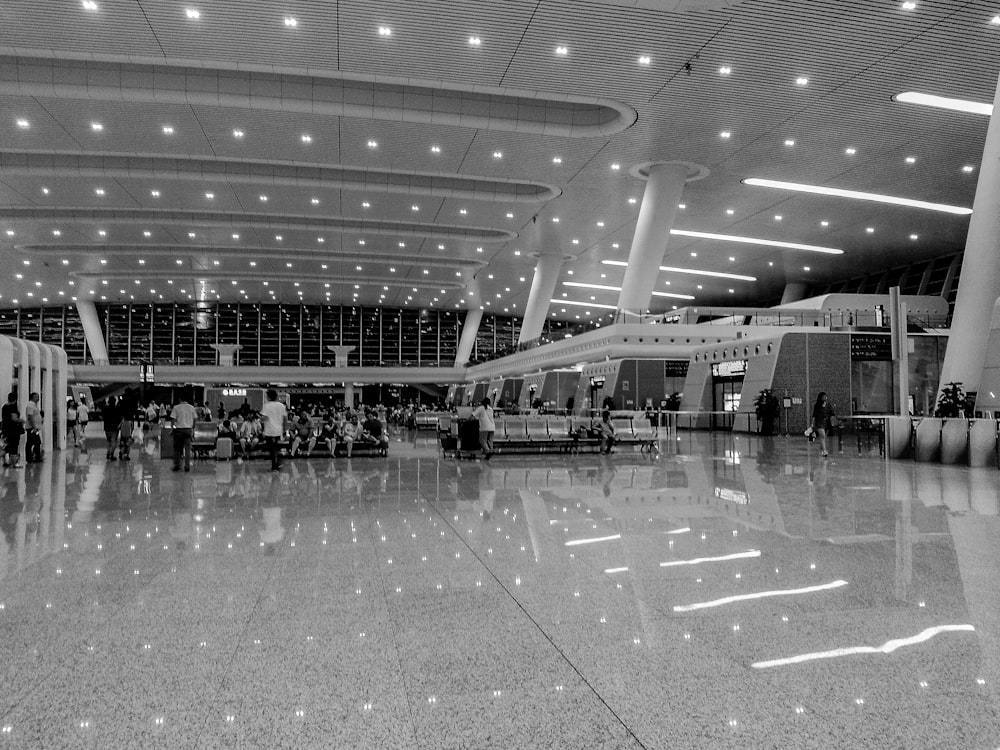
[3,0,1000,747]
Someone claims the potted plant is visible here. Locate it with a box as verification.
[934,382,970,464]
[753,389,781,435]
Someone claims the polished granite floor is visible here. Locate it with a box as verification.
[1,427,999,749]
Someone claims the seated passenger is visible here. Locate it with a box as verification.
[217,418,239,445]
[597,410,616,454]
[360,410,389,455]
[320,417,338,455]
[289,412,316,457]
[341,415,360,458]
[239,415,261,457]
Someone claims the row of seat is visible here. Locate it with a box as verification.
[446,415,658,453]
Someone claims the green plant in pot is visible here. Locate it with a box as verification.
[934,382,968,418]
[754,389,781,435]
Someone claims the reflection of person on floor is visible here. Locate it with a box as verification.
[811,464,834,520]
[260,506,285,555]
[598,455,617,498]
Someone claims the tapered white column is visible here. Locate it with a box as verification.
[76,300,109,364]
[618,162,705,314]
[456,308,483,366]
[518,252,564,345]
[940,71,1000,398]
[780,282,809,305]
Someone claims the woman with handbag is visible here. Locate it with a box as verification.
[811,392,835,457]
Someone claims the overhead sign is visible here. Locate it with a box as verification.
[139,363,155,383]
[664,360,690,378]
[712,360,747,378]
[222,388,248,397]
[851,333,892,361]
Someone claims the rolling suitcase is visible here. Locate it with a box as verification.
[216,437,233,460]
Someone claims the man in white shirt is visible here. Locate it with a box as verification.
[24,393,43,463]
[76,398,89,451]
[260,388,288,472]
[471,397,495,460]
[169,391,197,472]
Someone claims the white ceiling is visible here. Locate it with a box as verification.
[0,0,996,322]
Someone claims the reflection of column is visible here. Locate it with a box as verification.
[14,339,29,463]
[210,344,242,367]
[40,344,53,457]
[519,489,550,563]
[939,69,1000,397]
[894,485,914,602]
[618,162,703,314]
[77,299,109,364]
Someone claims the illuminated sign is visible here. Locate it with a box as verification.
[712,360,747,378]
[714,486,749,505]
[222,388,248,397]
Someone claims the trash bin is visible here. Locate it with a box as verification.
[159,426,174,460]
[458,420,481,453]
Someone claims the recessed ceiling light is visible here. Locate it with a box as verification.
[784,139,795,146]
[910,233,919,240]
[745,177,972,214]
[205,192,214,199]
[145,231,152,237]
[963,165,976,173]
[284,17,297,27]
[185,8,200,19]
[725,208,734,215]
[493,151,503,159]
[610,163,621,171]
[91,122,103,132]
[362,201,371,208]
[821,220,829,227]
[275,235,283,241]
[162,125,174,135]
[411,205,419,211]
[317,237,325,243]
[597,221,605,227]
[720,131,731,139]
[138,259,145,265]
[98,230,106,237]
[638,55,651,65]
[82,0,98,9]
[845,147,857,155]
[506,212,514,218]
[555,46,568,56]
[774,215,782,221]
[901,1,916,9]
[378,26,392,36]
[468,36,481,46]
[719,66,732,75]
[52,229,61,236]
[678,203,686,209]
[459,208,467,215]
[41,187,49,195]
[992,14,1000,24]
[552,157,562,164]
[430,145,441,154]
[628,197,637,204]
[150,190,160,197]
[95,188,105,196]
[359,239,365,245]
[301,134,312,143]
[233,129,245,138]
[232,233,240,239]
[367,140,378,149]
[259,195,268,202]
[4,230,13,236]
[795,77,809,86]
[16,119,30,129]
[866,227,875,233]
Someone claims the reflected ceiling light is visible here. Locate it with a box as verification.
[752,624,975,669]
[550,299,617,310]
[744,177,972,215]
[673,579,848,612]
[893,91,992,116]
[660,550,761,567]
[564,534,621,546]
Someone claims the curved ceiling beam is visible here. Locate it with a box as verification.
[0,151,562,204]
[15,244,488,269]
[70,269,468,290]
[0,208,516,242]
[0,54,637,138]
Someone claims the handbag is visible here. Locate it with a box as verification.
[803,426,814,437]
[828,414,840,429]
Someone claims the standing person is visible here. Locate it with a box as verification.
[260,389,288,472]
[217,402,227,421]
[1,393,23,468]
[811,392,835,458]
[169,391,197,472]
[24,392,43,463]
[117,388,138,461]
[471,397,495,460]
[76,397,89,452]
[597,409,617,454]
[66,401,78,448]
[102,397,121,460]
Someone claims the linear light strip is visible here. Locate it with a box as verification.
[564,534,622,546]
[660,550,761,567]
[603,566,630,574]
[562,281,695,300]
[894,91,992,116]
[666,527,691,535]
[672,579,848,612]
[602,259,756,281]
[670,229,843,254]
[549,298,617,310]
[744,177,972,215]
[751,624,975,669]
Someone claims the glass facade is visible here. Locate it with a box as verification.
[0,303,560,367]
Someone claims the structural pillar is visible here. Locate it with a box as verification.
[618,161,706,315]
[518,252,565,345]
[76,299,109,364]
[456,308,483,366]
[326,345,354,368]
[780,282,809,305]
[210,344,242,367]
[939,69,1000,399]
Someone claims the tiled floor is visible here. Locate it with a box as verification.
[1,427,999,748]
